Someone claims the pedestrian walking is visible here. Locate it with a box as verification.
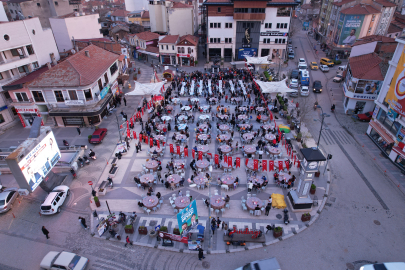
[211,224,216,235]
[221,221,225,230]
[125,236,133,247]
[42,226,50,239]
[78,217,89,229]
[76,127,81,136]
[198,246,205,260]
[265,203,271,216]
[124,97,127,106]
[216,217,221,229]
[138,141,142,151]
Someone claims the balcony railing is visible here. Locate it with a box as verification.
[277,11,291,17]
[10,98,34,104]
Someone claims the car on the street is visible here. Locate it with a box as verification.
[337,65,347,73]
[300,86,309,96]
[235,257,281,270]
[313,80,322,93]
[289,90,298,97]
[288,51,295,59]
[40,185,70,215]
[360,262,405,270]
[89,128,107,144]
[247,64,254,70]
[291,69,300,79]
[320,57,334,67]
[40,251,89,270]
[299,58,306,65]
[319,65,329,72]
[0,188,19,214]
[333,73,343,82]
[290,78,299,88]
[310,62,318,70]
[298,63,307,71]
[355,111,373,122]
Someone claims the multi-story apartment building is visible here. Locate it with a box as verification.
[6,0,82,29]
[0,18,59,130]
[8,45,120,127]
[203,0,297,62]
[159,35,180,65]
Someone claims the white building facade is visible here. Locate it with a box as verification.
[0,18,60,130]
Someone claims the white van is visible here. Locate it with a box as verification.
[298,63,307,71]
[337,65,347,73]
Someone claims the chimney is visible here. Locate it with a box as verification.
[47,62,51,70]
[85,50,90,58]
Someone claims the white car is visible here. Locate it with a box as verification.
[290,79,299,88]
[299,58,306,65]
[300,86,309,96]
[40,185,70,215]
[40,251,89,270]
[360,262,405,270]
[319,65,329,72]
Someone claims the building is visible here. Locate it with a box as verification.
[176,34,198,66]
[0,2,8,21]
[149,0,197,36]
[110,24,130,41]
[366,36,405,171]
[0,18,60,130]
[141,10,150,30]
[6,0,82,29]
[110,9,130,22]
[159,35,180,65]
[129,31,160,62]
[387,12,405,38]
[128,10,142,24]
[22,44,120,127]
[124,0,148,12]
[49,12,103,53]
[203,0,298,62]
[350,34,397,57]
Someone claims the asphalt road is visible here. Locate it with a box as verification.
[0,18,404,270]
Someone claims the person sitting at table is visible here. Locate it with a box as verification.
[152,149,158,156]
[255,205,261,211]
[164,181,170,189]
[178,190,183,197]
[148,186,153,193]
[156,192,161,199]
[225,195,230,203]
[248,181,253,192]
[179,177,185,186]
[134,177,141,184]
[138,201,144,207]
[205,199,210,208]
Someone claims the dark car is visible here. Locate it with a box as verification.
[356,111,373,122]
[89,128,107,144]
[313,81,322,93]
[291,69,299,79]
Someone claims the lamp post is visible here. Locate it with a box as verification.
[112,110,123,143]
[314,105,330,149]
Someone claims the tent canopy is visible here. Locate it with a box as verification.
[254,79,297,94]
[125,82,164,96]
[244,56,274,65]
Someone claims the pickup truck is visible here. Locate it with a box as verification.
[235,257,281,270]
[224,227,265,245]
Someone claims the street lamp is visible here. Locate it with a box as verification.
[112,109,124,143]
[313,105,330,149]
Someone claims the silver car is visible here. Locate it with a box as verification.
[0,188,19,213]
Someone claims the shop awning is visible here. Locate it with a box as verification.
[392,146,405,158]
[369,121,394,144]
[244,56,274,65]
[125,82,165,96]
[254,79,297,94]
[137,50,159,57]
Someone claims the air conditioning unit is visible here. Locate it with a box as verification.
[18,189,29,196]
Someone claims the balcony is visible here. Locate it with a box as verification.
[276,11,291,17]
[343,82,379,101]
[9,98,35,106]
[233,13,266,20]
[0,55,35,73]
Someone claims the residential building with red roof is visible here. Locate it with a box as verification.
[128,31,161,62]
[159,35,180,65]
[387,12,405,38]
[175,34,199,66]
[110,9,130,22]
[24,44,120,127]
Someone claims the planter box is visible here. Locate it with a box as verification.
[98,189,107,196]
[149,230,158,237]
[301,214,311,222]
[315,171,320,177]
[273,230,283,238]
[125,227,134,234]
[310,188,316,194]
[159,228,168,233]
[95,200,101,207]
[109,166,119,176]
[138,228,147,235]
[297,137,301,142]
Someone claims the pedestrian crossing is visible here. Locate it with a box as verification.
[321,130,354,145]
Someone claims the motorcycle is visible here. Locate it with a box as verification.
[107,177,113,189]
[107,105,115,116]
[70,168,76,179]
[63,140,69,146]
[129,212,137,224]
[118,211,127,224]
[283,209,290,225]
[108,229,121,240]
[331,104,335,113]
[83,155,90,165]
[77,157,84,168]
[89,149,96,160]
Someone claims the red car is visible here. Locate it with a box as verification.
[356,111,373,122]
[89,128,107,144]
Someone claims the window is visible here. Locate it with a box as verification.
[0,114,4,124]
[11,49,20,56]
[172,45,174,50]
[68,90,78,100]
[98,79,103,91]
[181,47,185,53]
[235,8,248,13]
[32,62,39,68]
[282,39,285,44]
[166,45,168,50]
[37,3,40,7]
[84,89,92,101]
[263,38,271,44]
[54,1,58,5]
[54,91,64,102]
[188,47,191,54]
[10,10,13,13]
[161,45,164,50]
[18,65,29,73]
[32,91,44,102]
[225,38,232,43]
[26,45,34,55]
[372,15,375,21]
[178,47,181,53]
[210,38,220,43]
[210,23,221,28]
[276,23,288,29]
[265,23,272,28]
[0,73,3,80]
[15,92,29,102]
[217,7,221,12]
[104,73,109,83]
[109,62,118,75]
[242,22,253,28]
[210,23,213,28]
[225,23,232,28]
[251,8,265,13]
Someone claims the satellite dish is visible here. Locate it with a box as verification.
[71,49,76,54]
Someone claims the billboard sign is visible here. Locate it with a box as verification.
[18,132,61,191]
[238,48,257,60]
[335,15,364,46]
[260,31,288,36]
[386,47,405,117]
[100,85,110,100]
[177,200,198,236]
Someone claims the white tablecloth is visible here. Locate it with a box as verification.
[239,80,247,95]
[219,80,223,94]
[229,81,235,93]
[161,116,172,121]
[178,124,187,130]
[180,82,185,96]
[199,115,210,120]
[208,79,212,95]
[190,80,195,96]
[198,80,203,96]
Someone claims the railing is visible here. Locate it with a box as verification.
[10,98,34,103]
[276,11,291,17]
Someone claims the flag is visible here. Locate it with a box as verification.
[224,155,228,164]
[139,134,143,142]
[157,140,160,148]
[133,131,137,139]
[170,144,174,153]
[285,160,290,170]
[207,153,212,159]
[147,102,150,109]
[184,147,188,157]
[141,107,144,116]
[253,159,258,170]
[192,149,195,159]
[278,160,283,171]
[126,121,129,129]
[262,160,267,171]
[294,155,296,165]
[269,160,274,171]
[150,137,153,147]
[270,112,273,121]
[144,135,148,143]
[297,160,300,168]
[215,154,219,165]
[228,156,232,167]
[236,157,241,168]
[245,158,249,166]
[198,151,203,160]
[130,117,133,126]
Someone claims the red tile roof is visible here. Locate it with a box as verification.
[146,46,159,53]
[172,2,192,8]
[159,35,179,44]
[332,0,355,7]
[388,23,402,34]
[341,4,380,15]
[179,34,198,46]
[349,53,384,80]
[4,65,50,88]
[28,45,120,88]
[374,0,397,7]
[204,0,232,3]
[352,35,396,46]
[141,10,149,19]
[135,31,160,41]
[111,9,130,17]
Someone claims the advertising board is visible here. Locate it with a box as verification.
[334,14,365,46]
[386,47,405,117]
[238,48,257,60]
[177,200,198,236]
[18,132,61,191]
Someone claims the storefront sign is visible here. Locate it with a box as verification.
[386,47,405,117]
[0,105,7,111]
[177,54,190,57]
[260,31,288,36]
[65,100,84,106]
[100,85,110,100]
[16,107,36,113]
[352,94,376,100]
[146,41,154,45]
[397,129,405,141]
[238,48,257,60]
[372,106,379,119]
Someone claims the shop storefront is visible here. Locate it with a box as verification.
[177,54,194,66]
[137,49,159,64]
[160,54,176,65]
[14,106,44,127]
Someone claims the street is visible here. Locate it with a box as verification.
[0,18,404,270]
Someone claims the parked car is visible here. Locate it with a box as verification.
[40,185,70,215]
[0,188,19,214]
[313,80,322,93]
[355,111,373,122]
[360,262,405,270]
[299,58,306,65]
[247,64,255,70]
[235,257,281,270]
[290,78,299,88]
[319,65,329,72]
[288,51,295,59]
[320,57,334,67]
[337,65,347,73]
[291,69,300,79]
[289,90,298,97]
[40,251,89,270]
[333,73,343,82]
[89,128,108,144]
[298,63,307,71]
[300,86,309,96]
[310,62,318,70]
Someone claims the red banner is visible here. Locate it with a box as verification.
[278,160,283,171]
[133,131,137,139]
[150,137,153,147]
[253,159,259,170]
[139,134,143,142]
[198,151,203,160]
[224,155,228,164]
[126,121,129,129]
[297,160,300,168]
[184,147,188,157]
[157,140,160,148]
[192,149,195,159]
[245,158,249,166]
[269,112,273,121]
[215,154,219,164]
[262,160,267,171]
[207,153,212,159]
[236,157,240,168]
[147,102,150,109]
[142,107,144,116]
[269,160,274,171]
[130,117,134,126]
[176,145,181,154]
[228,156,232,167]
[144,135,148,143]
[158,231,188,244]
[170,144,174,153]
[127,129,130,138]
[285,160,290,170]
[294,155,296,165]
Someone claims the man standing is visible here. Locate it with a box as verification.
[138,141,142,151]
[78,217,89,230]
[42,226,50,239]
[76,127,81,136]
[265,203,271,216]
[124,97,127,106]
[216,217,221,229]
[198,246,205,260]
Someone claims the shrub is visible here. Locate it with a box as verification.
[274,226,282,232]
[125,224,133,229]
[311,184,316,189]
[88,135,92,140]
[194,61,198,65]
[94,196,99,203]
[160,226,168,231]
[333,60,342,65]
